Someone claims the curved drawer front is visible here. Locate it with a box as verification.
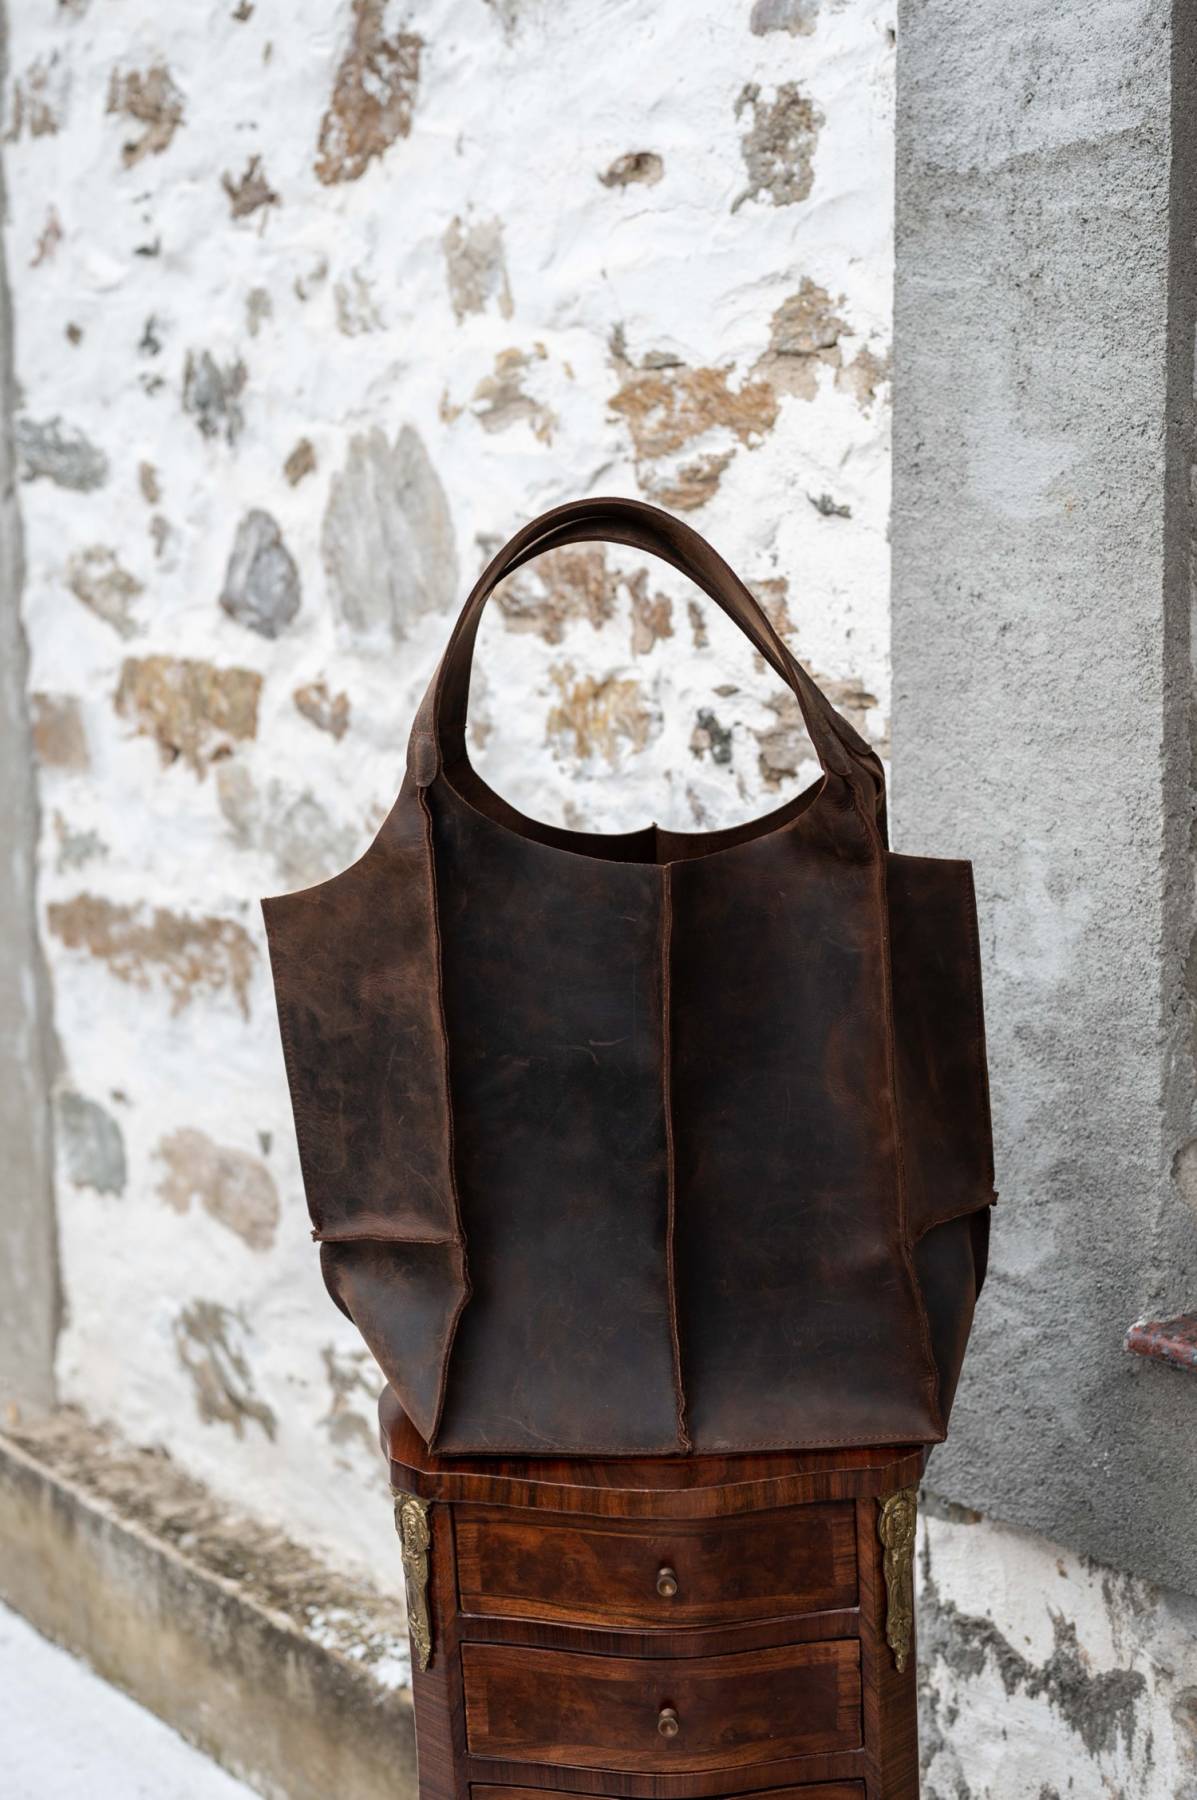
[455,1503,857,1630]
[461,1640,862,1774]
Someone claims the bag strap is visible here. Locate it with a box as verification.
[409,497,884,816]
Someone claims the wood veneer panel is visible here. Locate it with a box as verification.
[461,1640,861,1775]
[456,1504,856,1630]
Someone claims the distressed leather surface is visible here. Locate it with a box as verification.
[263,497,994,1456]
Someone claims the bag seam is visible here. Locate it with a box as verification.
[418,782,473,1449]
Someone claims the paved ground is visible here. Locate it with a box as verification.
[0,1602,257,1798]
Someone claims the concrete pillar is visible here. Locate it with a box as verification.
[0,5,58,1413]
[892,0,1197,1589]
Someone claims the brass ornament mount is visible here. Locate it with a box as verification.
[877,1485,918,1674]
[393,1489,433,1673]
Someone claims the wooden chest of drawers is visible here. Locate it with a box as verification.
[381,1390,923,1799]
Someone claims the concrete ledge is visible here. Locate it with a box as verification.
[0,1410,416,1800]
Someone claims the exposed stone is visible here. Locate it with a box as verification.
[471,346,554,441]
[809,490,852,518]
[733,81,822,211]
[214,763,257,851]
[31,206,63,268]
[6,51,69,140]
[322,425,458,646]
[443,215,513,322]
[138,461,160,504]
[755,674,880,786]
[751,575,794,640]
[46,895,256,1019]
[334,268,382,336]
[174,1301,276,1440]
[67,545,143,639]
[919,1547,1147,1766]
[320,1345,378,1455]
[265,790,362,890]
[756,689,814,786]
[653,450,735,512]
[546,666,654,764]
[216,766,361,888]
[314,2,421,186]
[754,279,845,400]
[609,356,777,508]
[14,415,108,491]
[483,0,522,38]
[599,151,663,188]
[293,679,350,740]
[836,342,891,409]
[219,510,301,638]
[496,545,620,643]
[57,1092,127,1196]
[246,287,272,336]
[284,438,316,485]
[30,693,88,771]
[687,599,710,649]
[750,0,819,33]
[156,1127,279,1252]
[182,350,246,445]
[221,154,279,220]
[115,655,262,775]
[106,63,185,167]
[690,707,734,766]
[293,255,328,302]
[52,814,107,873]
[628,571,673,654]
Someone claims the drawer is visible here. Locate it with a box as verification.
[455,1503,857,1629]
[462,1640,862,1774]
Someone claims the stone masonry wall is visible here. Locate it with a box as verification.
[6,0,895,1573]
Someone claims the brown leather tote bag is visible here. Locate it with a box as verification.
[263,497,995,1457]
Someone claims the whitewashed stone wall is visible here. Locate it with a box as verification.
[7,0,895,1573]
[919,1499,1197,1799]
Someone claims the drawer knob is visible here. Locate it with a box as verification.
[658,1705,680,1738]
[656,1564,679,1598]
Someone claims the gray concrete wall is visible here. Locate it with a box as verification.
[892,0,1197,1591]
[0,2,58,1414]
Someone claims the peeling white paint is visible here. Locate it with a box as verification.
[919,1498,1197,1798]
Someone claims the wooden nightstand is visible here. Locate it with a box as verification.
[381,1389,923,1799]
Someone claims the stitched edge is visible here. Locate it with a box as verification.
[431,1427,942,1455]
[418,782,473,1448]
[311,1229,458,1245]
[660,861,691,1452]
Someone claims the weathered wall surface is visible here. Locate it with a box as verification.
[893,0,1197,1597]
[4,0,895,1571]
[918,1499,1197,1799]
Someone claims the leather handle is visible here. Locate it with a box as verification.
[411,497,878,800]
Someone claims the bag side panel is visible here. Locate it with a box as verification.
[261,784,460,1245]
[887,852,996,1239]
[428,780,684,1456]
[888,852,995,1429]
[672,807,944,1451]
[261,781,467,1443]
[913,1209,989,1426]
[320,1240,467,1444]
